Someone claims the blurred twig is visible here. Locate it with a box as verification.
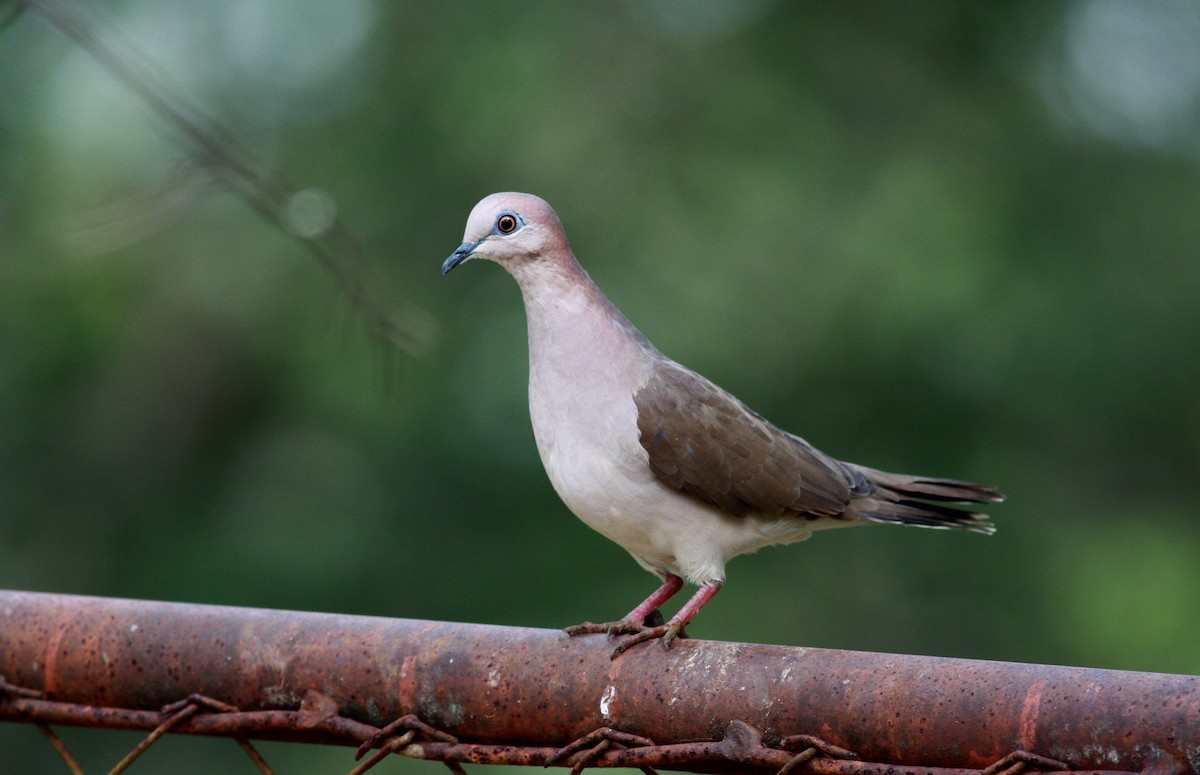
[61,156,217,255]
[0,2,24,32]
[12,0,435,353]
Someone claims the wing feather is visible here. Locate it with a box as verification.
[634,361,854,519]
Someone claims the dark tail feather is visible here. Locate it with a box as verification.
[852,465,1001,535]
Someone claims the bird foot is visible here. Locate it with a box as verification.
[564,606,666,638]
[565,611,685,658]
[546,726,658,775]
[564,619,646,638]
[609,621,688,657]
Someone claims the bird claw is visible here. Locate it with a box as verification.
[609,621,688,658]
[565,606,667,638]
[564,619,645,638]
[565,616,688,658]
[546,726,657,775]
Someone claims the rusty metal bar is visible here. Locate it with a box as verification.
[1,590,1197,774]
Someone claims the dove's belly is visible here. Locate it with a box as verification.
[531,386,822,585]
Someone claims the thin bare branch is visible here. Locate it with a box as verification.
[15,0,435,353]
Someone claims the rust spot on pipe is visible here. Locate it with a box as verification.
[397,654,417,711]
[42,618,69,698]
[1019,678,1047,753]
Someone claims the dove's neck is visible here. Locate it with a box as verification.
[509,251,657,371]
[508,250,659,457]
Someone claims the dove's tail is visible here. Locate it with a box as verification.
[850,465,1002,535]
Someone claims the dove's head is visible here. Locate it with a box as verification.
[442,193,569,275]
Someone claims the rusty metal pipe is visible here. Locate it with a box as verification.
[1,590,1197,774]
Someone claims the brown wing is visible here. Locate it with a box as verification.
[634,360,860,519]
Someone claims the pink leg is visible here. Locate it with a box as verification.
[665,579,722,629]
[609,580,724,657]
[623,573,684,623]
[564,573,684,639]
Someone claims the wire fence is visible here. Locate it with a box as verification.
[2,590,1197,775]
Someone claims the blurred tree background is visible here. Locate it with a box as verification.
[1,0,1199,771]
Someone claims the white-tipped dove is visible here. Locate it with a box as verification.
[443,192,1000,656]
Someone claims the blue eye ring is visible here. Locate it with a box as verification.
[494,211,523,235]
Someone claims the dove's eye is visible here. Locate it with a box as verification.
[495,212,521,235]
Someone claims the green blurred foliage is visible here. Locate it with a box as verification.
[2,0,1199,771]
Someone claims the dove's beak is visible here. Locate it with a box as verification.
[442,240,481,275]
